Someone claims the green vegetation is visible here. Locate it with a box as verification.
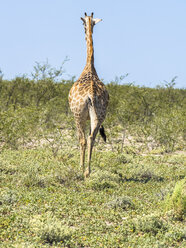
[164,178,186,221]
[0,64,185,247]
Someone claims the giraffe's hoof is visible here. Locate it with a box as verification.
[84,169,90,178]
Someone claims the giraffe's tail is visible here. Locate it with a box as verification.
[88,97,107,142]
[99,125,106,142]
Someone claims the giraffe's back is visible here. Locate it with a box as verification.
[69,72,109,122]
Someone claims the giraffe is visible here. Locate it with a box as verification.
[68,12,109,178]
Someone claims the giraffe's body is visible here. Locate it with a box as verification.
[69,13,109,177]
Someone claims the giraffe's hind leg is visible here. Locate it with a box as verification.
[76,120,87,173]
[84,115,100,178]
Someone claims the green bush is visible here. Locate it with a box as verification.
[30,213,74,245]
[0,107,40,149]
[86,170,120,190]
[135,214,168,235]
[107,196,135,210]
[0,66,185,152]
[164,178,186,220]
[150,108,185,152]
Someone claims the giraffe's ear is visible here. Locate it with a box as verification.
[93,18,102,25]
[81,17,85,23]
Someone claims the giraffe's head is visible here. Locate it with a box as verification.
[81,12,102,40]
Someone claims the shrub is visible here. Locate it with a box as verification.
[150,108,185,152]
[107,196,135,210]
[0,73,185,152]
[1,190,18,205]
[30,213,74,245]
[0,107,40,149]
[86,170,120,190]
[40,223,72,245]
[164,178,186,220]
[135,214,168,235]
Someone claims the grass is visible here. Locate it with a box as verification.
[0,146,185,247]
[0,64,185,247]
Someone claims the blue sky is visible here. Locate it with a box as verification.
[1,0,186,88]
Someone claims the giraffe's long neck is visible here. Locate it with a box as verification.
[85,18,97,73]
